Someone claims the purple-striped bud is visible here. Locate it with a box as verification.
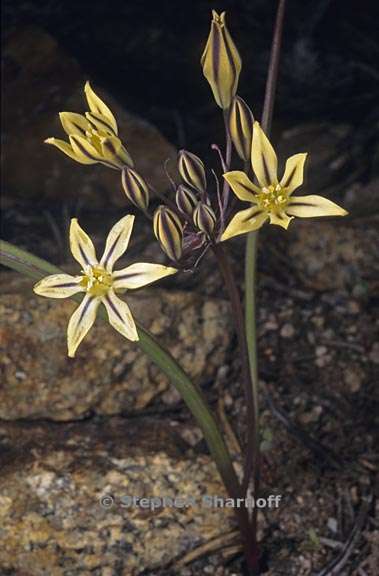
[153,206,183,262]
[178,150,207,194]
[193,202,217,237]
[176,184,198,217]
[121,167,149,211]
[228,96,254,161]
[201,11,242,109]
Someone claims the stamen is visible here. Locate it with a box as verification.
[83,265,113,297]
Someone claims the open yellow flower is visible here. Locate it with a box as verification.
[34,215,177,357]
[221,122,348,240]
[45,82,133,169]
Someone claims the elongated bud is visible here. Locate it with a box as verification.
[229,96,254,161]
[193,202,217,237]
[178,150,207,194]
[121,167,149,211]
[153,206,183,261]
[201,11,242,109]
[176,184,198,217]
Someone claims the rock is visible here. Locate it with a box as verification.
[277,123,351,195]
[2,26,176,209]
[369,342,379,365]
[280,323,295,339]
[0,273,232,421]
[344,366,364,393]
[288,220,378,292]
[0,418,233,575]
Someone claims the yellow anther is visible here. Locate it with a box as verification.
[82,265,113,297]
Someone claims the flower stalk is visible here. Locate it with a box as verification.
[244,0,287,554]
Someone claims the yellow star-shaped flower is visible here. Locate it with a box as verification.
[34,215,177,357]
[45,82,133,169]
[221,122,348,240]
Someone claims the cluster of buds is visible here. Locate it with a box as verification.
[153,149,219,265]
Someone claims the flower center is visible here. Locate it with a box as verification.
[81,266,113,297]
[257,184,289,213]
[86,129,104,154]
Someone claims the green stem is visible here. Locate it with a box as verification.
[212,243,257,484]
[0,239,252,541]
[244,0,287,537]
[243,230,259,492]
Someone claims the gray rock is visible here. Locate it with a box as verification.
[0,418,234,575]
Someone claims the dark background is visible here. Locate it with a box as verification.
[2,0,379,168]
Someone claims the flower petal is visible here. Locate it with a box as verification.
[100,215,135,272]
[69,135,103,163]
[44,138,94,164]
[269,211,293,230]
[102,290,139,341]
[70,218,98,268]
[67,295,100,357]
[280,153,307,195]
[221,206,268,241]
[59,112,89,138]
[223,170,260,202]
[84,82,118,135]
[251,121,278,187]
[33,274,85,298]
[100,136,133,169]
[113,263,177,290]
[286,195,348,218]
[85,111,117,136]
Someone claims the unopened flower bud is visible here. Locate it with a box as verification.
[193,202,217,237]
[178,150,207,194]
[201,11,242,109]
[229,96,254,161]
[176,184,198,217]
[153,206,183,261]
[121,167,149,211]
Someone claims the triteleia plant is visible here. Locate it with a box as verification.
[0,3,347,574]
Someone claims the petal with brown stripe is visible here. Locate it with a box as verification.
[67,295,100,357]
[251,122,278,188]
[99,215,135,272]
[102,290,138,341]
[223,170,260,202]
[221,206,268,241]
[286,195,348,218]
[113,263,177,290]
[280,153,307,195]
[69,219,98,269]
[33,274,85,298]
